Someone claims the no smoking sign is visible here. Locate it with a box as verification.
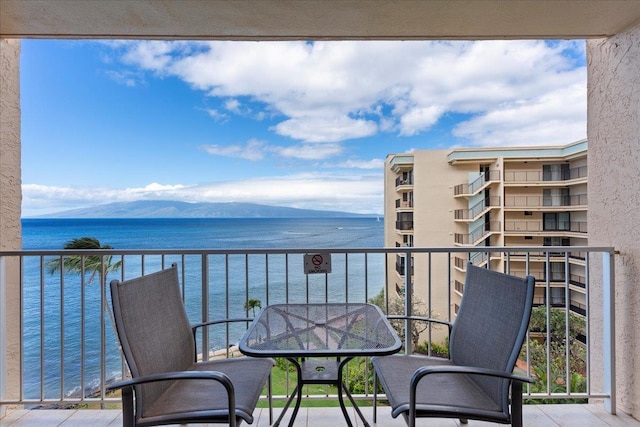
[304,252,332,274]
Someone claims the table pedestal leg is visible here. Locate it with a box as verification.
[337,358,370,427]
[272,358,304,427]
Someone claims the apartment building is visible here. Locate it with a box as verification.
[385,139,588,327]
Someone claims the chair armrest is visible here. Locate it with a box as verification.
[191,317,254,332]
[191,318,255,362]
[386,315,453,330]
[107,370,235,391]
[108,370,237,427]
[410,365,533,387]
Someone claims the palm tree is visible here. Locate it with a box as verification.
[244,298,262,317]
[47,237,122,335]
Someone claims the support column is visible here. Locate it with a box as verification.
[0,38,22,416]
[587,22,640,419]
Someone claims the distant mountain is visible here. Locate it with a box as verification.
[38,200,376,219]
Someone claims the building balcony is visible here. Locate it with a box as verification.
[504,194,588,210]
[0,246,623,425]
[504,166,588,184]
[504,220,587,234]
[453,170,500,197]
[394,176,413,188]
[395,220,413,231]
[454,196,501,221]
[454,221,501,245]
[395,198,413,209]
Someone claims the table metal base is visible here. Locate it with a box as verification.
[273,357,370,427]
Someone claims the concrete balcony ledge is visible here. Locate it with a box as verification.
[2,404,639,427]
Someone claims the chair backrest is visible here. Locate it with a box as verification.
[110,265,195,410]
[449,264,535,406]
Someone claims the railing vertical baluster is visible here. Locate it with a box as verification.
[602,251,616,414]
[39,256,45,400]
[564,252,571,396]
[60,257,65,400]
[99,256,106,406]
[585,252,591,396]
[344,253,348,303]
[544,251,552,395]
[245,254,249,316]
[201,254,209,361]
[285,253,289,304]
[427,252,432,353]
[404,248,412,353]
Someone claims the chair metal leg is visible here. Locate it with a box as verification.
[122,387,135,427]
[373,372,378,424]
[268,373,273,425]
[512,381,524,427]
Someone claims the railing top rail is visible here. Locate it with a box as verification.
[0,246,616,257]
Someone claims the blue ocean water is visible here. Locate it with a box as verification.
[20,217,384,399]
[22,217,384,250]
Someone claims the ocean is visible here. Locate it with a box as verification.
[20,217,385,399]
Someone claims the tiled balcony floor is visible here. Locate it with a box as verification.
[2,404,638,427]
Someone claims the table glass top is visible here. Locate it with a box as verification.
[239,303,402,357]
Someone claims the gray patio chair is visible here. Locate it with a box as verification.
[372,264,535,427]
[107,265,274,427]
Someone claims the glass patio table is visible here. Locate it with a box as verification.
[239,303,402,427]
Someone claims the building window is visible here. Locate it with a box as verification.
[543,212,570,231]
[543,164,569,181]
[543,188,569,206]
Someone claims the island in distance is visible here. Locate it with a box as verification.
[36,200,379,219]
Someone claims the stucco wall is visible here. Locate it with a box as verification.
[0,38,22,413]
[587,21,640,418]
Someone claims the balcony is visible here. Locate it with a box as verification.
[0,246,625,425]
[505,220,587,234]
[504,194,588,210]
[454,221,501,245]
[394,176,413,188]
[454,196,501,221]
[504,166,588,183]
[395,198,413,209]
[453,170,500,197]
[395,220,413,231]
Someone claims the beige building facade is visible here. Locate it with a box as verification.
[385,140,589,333]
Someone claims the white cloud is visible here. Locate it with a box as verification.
[113,39,586,147]
[272,143,344,160]
[272,116,378,143]
[329,159,385,169]
[205,108,228,121]
[201,138,268,161]
[452,82,586,146]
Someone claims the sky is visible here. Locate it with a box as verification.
[20,39,587,217]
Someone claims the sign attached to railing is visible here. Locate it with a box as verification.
[304,253,332,274]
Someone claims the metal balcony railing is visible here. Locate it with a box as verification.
[454,221,501,245]
[454,196,501,220]
[0,246,617,412]
[504,166,588,182]
[453,170,500,196]
[395,176,413,187]
[505,220,588,233]
[395,220,413,231]
[504,194,588,208]
[395,199,414,209]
